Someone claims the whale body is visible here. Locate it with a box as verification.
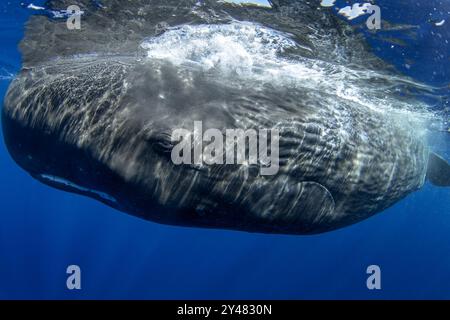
[2,0,450,234]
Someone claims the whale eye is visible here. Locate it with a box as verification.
[147,132,175,157]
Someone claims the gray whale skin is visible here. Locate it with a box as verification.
[2,0,450,235]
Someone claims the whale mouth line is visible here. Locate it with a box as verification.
[38,174,117,204]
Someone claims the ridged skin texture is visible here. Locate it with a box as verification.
[1,0,431,234]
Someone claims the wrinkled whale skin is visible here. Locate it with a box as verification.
[2,54,429,234]
[1,0,435,234]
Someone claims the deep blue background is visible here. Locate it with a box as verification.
[0,0,449,299]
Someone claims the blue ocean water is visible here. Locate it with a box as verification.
[0,0,449,299]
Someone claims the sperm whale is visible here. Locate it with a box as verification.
[2,0,449,234]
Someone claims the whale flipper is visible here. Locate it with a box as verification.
[248,181,336,234]
[427,152,450,187]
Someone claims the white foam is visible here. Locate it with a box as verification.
[27,3,45,10]
[141,21,336,92]
[141,22,298,77]
[338,3,371,20]
[320,0,336,8]
[139,21,434,133]
[222,0,272,7]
